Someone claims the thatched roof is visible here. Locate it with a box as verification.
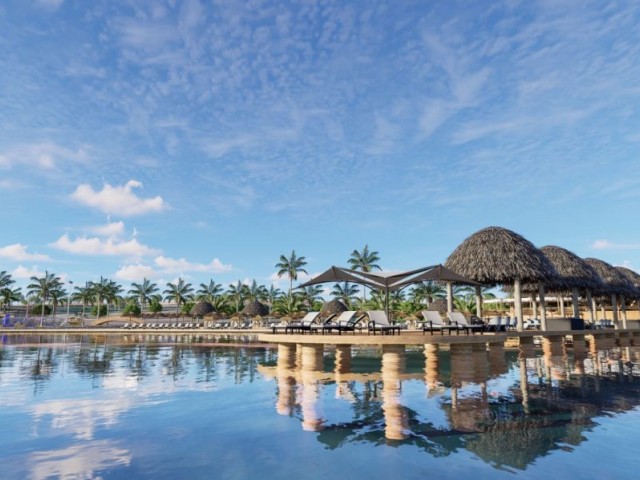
[241,300,269,316]
[445,227,558,286]
[535,246,603,292]
[584,258,638,297]
[615,267,640,299]
[320,299,348,316]
[191,300,215,317]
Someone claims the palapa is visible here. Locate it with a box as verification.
[241,300,269,317]
[445,226,558,332]
[191,300,215,317]
[320,299,348,316]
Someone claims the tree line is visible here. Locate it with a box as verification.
[0,245,496,322]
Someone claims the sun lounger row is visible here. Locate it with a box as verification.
[271,310,404,335]
[419,311,484,335]
[123,322,203,329]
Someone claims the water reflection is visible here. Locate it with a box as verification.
[262,340,640,471]
[2,334,640,477]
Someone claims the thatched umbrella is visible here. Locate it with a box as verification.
[190,300,215,318]
[537,246,603,322]
[584,258,637,328]
[445,227,558,331]
[241,300,269,317]
[320,299,348,316]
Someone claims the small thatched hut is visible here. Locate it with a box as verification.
[191,300,215,318]
[538,246,603,321]
[241,300,269,317]
[584,258,637,328]
[445,227,558,331]
[320,299,348,317]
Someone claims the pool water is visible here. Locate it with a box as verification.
[0,334,639,479]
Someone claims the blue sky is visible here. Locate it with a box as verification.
[1,0,640,292]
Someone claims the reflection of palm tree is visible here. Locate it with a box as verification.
[164,278,194,313]
[331,282,360,309]
[128,278,159,313]
[348,245,381,303]
[27,270,63,325]
[276,250,308,303]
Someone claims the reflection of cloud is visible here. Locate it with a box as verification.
[32,398,132,440]
[29,440,131,480]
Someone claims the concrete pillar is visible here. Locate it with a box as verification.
[586,291,595,323]
[559,295,566,317]
[620,295,627,329]
[611,295,619,327]
[538,283,547,332]
[446,282,454,314]
[514,279,523,332]
[572,288,580,318]
[475,285,483,319]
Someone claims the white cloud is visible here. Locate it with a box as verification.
[50,234,160,257]
[592,240,640,250]
[89,221,126,237]
[154,255,232,273]
[0,244,49,262]
[12,265,45,279]
[70,180,166,216]
[115,264,157,281]
[116,255,232,281]
[0,142,89,170]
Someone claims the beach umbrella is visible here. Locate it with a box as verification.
[445,227,558,331]
[241,300,269,317]
[584,258,638,328]
[320,299,348,316]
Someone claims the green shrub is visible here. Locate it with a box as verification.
[123,303,141,316]
[91,305,108,316]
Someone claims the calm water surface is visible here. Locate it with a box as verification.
[0,333,639,479]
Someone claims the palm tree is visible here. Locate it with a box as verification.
[266,285,283,313]
[348,245,381,302]
[164,278,194,313]
[72,283,94,317]
[196,280,224,303]
[0,286,22,312]
[89,277,113,319]
[27,270,63,326]
[128,278,159,314]
[0,271,15,290]
[245,280,268,302]
[331,282,360,309]
[412,281,446,306]
[226,281,245,314]
[300,285,323,309]
[275,250,308,303]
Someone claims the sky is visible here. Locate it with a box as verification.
[1,0,640,294]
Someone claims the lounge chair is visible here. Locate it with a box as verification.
[316,311,360,335]
[447,312,484,335]
[285,312,321,334]
[366,311,402,335]
[487,316,502,332]
[420,310,462,335]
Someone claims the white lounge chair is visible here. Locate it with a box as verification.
[366,311,402,335]
[447,312,484,335]
[420,310,462,335]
